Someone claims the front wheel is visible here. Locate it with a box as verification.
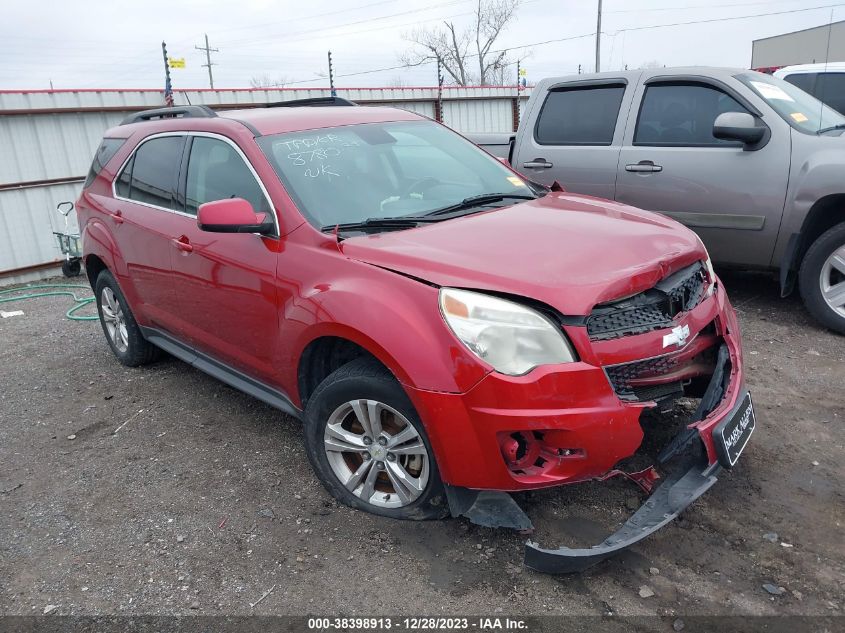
[303,357,447,520]
[799,223,845,334]
[94,270,160,366]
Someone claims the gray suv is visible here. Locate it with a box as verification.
[473,68,845,333]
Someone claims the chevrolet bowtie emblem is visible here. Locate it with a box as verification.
[663,324,690,349]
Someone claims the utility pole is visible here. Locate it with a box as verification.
[195,34,218,89]
[595,0,602,73]
[328,51,336,97]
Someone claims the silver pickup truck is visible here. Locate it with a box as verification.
[471,67,845,333]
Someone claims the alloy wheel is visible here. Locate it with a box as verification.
[100,287,129,353]
[323,399,430,509]
[820,245,845,318]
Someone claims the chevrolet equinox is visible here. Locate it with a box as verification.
[77,98,756,572]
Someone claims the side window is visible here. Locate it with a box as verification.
[635,83,751,146]
[815,73,845,115]
[185,137,271,216]
[535,85,625,145]
[782,72,817,95]
[126,136,184,209]
[84,138,125,188]
[115,154,134,198]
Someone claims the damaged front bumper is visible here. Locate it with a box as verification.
[523,453,720,573]
[444,342,754,573]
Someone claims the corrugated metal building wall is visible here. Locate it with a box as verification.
[0,86,530,282]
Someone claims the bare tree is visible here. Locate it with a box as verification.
[385,74,408,88]
[400,0,520,86]
[249,74,290,88]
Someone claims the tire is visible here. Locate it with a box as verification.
[303,357,448,520]
[799,223,845,335]
[94,270,160,366]
[61,259,81,277]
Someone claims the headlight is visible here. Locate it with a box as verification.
[703,253,717,296]
[439,288,576,376]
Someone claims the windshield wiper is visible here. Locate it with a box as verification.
[817,123,845,135]
[423,193,536,217]
[320,216,431,234]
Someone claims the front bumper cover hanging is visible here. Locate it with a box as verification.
[524,455,720,574]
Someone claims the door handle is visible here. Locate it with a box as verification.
[625,161,663,173]
[171,236,193,253]
[108,209,124,224]
[522,159,553,169]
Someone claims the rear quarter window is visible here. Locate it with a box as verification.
[83,138,125,188]
[534,85,625,145]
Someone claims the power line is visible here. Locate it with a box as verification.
[280,1,845,87]
[603,2,845,35]
[607,0,809,13]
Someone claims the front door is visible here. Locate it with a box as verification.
[512,77,638,200]
[167,134,281,384]
[615,77,790,267]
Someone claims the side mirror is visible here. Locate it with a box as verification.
[197,198,274,234]
[713,112,766,145]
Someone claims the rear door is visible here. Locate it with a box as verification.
[167,133,282,383]
[615,75,790,267]
[108,134,187,332]
[512,76,638,199]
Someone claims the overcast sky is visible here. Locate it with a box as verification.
[0,0,842,91]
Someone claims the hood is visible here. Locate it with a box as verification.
[341,193,707,316]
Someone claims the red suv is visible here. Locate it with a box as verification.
[77,98,755,573]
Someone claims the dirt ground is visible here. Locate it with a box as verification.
[0,270,843,625]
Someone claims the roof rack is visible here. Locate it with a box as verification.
[265,96,357,108]
[120,105,218,126]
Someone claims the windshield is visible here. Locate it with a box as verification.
[738,72,845,134]
[257,120,534,228]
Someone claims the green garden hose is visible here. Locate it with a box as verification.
[0,284,97,321]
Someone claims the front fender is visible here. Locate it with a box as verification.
[772,133,845,267]
[290,264,490,396]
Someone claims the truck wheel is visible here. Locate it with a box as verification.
[303,357,448,520]
[799,223,845,334]
[94,270,161,366]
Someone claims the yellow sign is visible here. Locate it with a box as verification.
[168,57,186,69]
[518,68,527,77]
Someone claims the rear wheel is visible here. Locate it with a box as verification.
[303,357,447,520]
[799,223,845,334]
[94,270,160,366]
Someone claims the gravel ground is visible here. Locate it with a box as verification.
[0,270,843,623]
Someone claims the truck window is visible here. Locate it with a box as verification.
[185,137,271,216]
[534,85,625,145]
[815,73,845,115]
[782,72,817,95]
[635,83,749,146]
